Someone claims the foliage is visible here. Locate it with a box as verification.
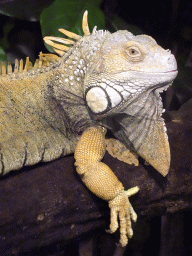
[40,0,105,52]
[0,0,107,58]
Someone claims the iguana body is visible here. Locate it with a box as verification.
[0,49,89,173]
[0,11,178,246]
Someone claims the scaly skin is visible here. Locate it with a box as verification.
[0,61,81,174]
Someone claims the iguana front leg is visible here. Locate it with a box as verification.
[74,126,139,247]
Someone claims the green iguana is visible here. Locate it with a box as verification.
[0,11,178,246]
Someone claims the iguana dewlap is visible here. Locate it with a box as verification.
[0,11,178,246]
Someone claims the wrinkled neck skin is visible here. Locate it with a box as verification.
[99,83,169,143]
[97,81,172,176]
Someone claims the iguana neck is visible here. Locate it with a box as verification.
[45,40,93,134]
[45,32,111,134]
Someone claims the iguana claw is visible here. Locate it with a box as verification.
[108,186,139,247]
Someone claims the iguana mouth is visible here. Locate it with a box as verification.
[108,69,178,76]
[166,70,178,73]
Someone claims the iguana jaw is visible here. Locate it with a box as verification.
[84,68,177,117]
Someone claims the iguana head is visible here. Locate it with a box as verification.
[84,30,177,115]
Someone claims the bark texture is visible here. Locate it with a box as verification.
[0,99,192,255]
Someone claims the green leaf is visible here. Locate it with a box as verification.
[0,47,7,64]
[0,22,15,51]
[40,0,105,52]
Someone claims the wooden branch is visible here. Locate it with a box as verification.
[0,99,192,255]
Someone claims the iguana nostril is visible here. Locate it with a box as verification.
[168,54,176,64]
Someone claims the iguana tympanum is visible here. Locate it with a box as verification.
[0,11,178,246]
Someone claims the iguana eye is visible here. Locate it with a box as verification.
[125,46,143,62]
[127,47,140,56]
[124,41,147,62]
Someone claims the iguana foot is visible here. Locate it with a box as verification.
[107,186,139,247]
